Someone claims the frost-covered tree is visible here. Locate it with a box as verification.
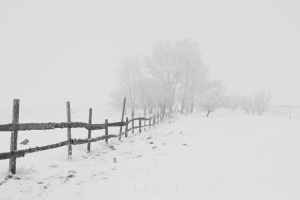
[145,40,181,114]
[254,90,272,115]
[239,96,254,114]
[225,95,241,110]
[174,39,206,113]
[115,56,138,112]
[185,65,209,113]
[197,81,225,117]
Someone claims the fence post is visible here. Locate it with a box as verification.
[125,117,128,137]
[105,119,108,144]
[132,110,134,133]
[119,98,126,140]
[87,108,92,153]
[144,105,146,131]
[149,116,151,129]
[157,110,159,124]
[66,101,72,159]
[9,99,20,174]
[153,115,155,127]
[139,116,141,133]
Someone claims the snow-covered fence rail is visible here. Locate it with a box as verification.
[0,99,173,174]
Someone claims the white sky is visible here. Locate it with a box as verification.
[0,0,300,110]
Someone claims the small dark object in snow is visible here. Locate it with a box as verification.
[20,139,29,145]
[66,174,75,178]
[183,143,187,146]
[169,121,171,123]
[6,173,13,179]
[147,137,152,139]
[37,182,43,184]
[113,158,117,163]
[152,146,157,149]
[150,142,154,144]
[109,145,116,150]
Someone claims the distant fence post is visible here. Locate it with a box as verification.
[66,101,72,159]
[132,110,134,133]
[144,105,146,131]
[139,116,141,133]
[119,98,126,140]
[9,99,20,174]
[125,117,128,137]
[153,115,155,127]
[157,110,159,124]
[149,116,151,129]
[87,108,92,153]
[105,119,108,144]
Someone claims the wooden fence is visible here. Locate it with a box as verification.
[0,98,173,174]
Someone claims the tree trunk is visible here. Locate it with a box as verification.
[190,101,194,113]
[180,65,190,113]
[206,110,210,117]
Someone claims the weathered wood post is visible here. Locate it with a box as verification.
[157,110,159,124]
[66,101,72,159]
[139,116,141,133]
[87,108,92,153]
[132,110,134,133]
[125,117,129,137]
[9,99,20,174]
[119,98,126,140]
[105,119,108,144]
[144,105,146,131]
[153,115,155,127]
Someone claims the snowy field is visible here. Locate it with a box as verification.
[0,107,300,200]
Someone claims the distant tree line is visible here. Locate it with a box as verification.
[110,39,227,117]
[110,39,272,117]
[224,90,273,116]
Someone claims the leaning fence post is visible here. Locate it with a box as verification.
[87,108,92,153]
[125,117,129,137]
[132,110,134,133]
[66,101,72,159]
[119,98,126,140]
[9,99,20,174]
[139,116,141,133]
[105,119,108,144]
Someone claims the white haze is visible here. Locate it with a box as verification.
[0,0,300,111]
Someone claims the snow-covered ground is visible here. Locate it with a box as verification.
[0,107,300,200]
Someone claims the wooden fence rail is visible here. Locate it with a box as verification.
[0,98,174,175]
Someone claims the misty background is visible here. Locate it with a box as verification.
[0,0,299,111]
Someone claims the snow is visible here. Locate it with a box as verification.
[0,108,300,199]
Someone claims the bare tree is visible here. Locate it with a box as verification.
[254,90,273,115]
[145,40,181,114]
[174,39,205,113]
[186,65,209,113]
[197,81,225,117]
[116,56,138,112]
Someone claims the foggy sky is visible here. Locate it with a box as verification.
[1,0,299,110]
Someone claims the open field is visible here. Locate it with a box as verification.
[0,107,299,200]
